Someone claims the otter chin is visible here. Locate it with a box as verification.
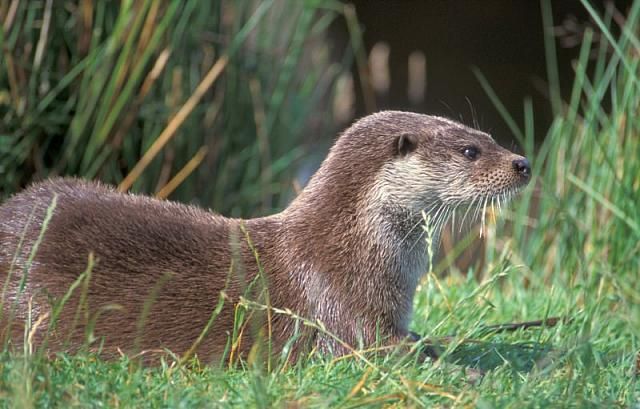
[0,111,530,362]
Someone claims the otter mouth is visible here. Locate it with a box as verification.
[398,182,528,254]
[455,183,528,237]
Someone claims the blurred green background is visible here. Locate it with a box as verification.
[0,0,355,217]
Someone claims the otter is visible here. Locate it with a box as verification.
[0,111,530,363]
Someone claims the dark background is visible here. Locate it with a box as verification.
[339,0,630,146]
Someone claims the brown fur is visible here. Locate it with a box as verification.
[0,111,530,362]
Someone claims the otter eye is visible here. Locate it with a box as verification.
[462,146,479,160]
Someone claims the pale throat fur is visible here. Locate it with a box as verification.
[274,111,527,343]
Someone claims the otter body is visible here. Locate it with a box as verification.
[0,111,530,361]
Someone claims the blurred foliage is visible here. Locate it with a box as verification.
[0,0,353,216]
[479,0,640,284]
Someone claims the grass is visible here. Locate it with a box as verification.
[0,0,353,216]
[1,0,640,407]
[0,273,634,407]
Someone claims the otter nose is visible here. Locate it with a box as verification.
[512,158,531,178]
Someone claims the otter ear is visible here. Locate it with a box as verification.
[396,133,418,156]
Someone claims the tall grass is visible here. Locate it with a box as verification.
[478,0,639,322]
[0,0,352,216]
[424,0,640,404]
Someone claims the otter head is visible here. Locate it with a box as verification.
[287,110,531,302]
[353,111,531,234]
[297,110,530,244]
[395,114,531,209]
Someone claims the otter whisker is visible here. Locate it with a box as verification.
[436,207,452,234]
[480,195,489,237]
[472,194,484,222]
[491,197,497,224]
[460,197,477,232]
[432,207,448,232]
[398,216,428,248]
[438,208,451,234]
[409,228,427,253]
[395,201,445,253]
[431,202,448,229]
[408,206,451,255]
[450,207,457,235]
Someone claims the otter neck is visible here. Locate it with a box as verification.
[282,173,444,333]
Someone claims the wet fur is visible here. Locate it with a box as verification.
[0,111,529,362]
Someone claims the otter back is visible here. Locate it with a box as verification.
[0,111,531,362]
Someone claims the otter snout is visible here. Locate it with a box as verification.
[512,157,531,181]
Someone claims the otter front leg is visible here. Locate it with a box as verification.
[408,331,442,360]
[408,331,484,383]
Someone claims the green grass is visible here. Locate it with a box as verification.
[0,0,353,216]
[0,273,635,407]
[1,0,640,407]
